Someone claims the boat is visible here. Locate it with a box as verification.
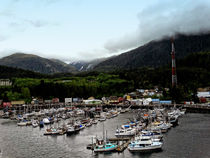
[141,130,163,139]
[44,127,60,135]
[99,117,106,122]
[79,124,85,130]
[43,118,50,124]
[169,115,179,126]
[115,127,137,137]
[66,124,80,135]
[120,109,126,113]
[94,138,117,152]
[17,121,27,126]
[92,119,98,124]
[32,120,39,128]
[128,135,163,152]
[39,120,44,128]
[86,121,93,127]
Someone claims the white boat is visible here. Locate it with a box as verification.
[115,127,137,137]
[92,119,98,124]
[32,120,39,128]
[120,109,126,113]
[99,117,106,122]
[43,118,50,124]
[141,130,163,139]
[86,121,93,127]
[17,121,27,126]
[128,135,163,152]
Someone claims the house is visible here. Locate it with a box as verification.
[131,99,143,106]
[108,96,119,104]
[143,98,152,105]
[197,91,210,103]
[83,99,102,105]
[0,79,12,86]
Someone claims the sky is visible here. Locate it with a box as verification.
[0,0,210,62]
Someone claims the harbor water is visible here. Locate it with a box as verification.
[0,112,210,158]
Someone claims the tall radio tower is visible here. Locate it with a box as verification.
[171,38,177,87]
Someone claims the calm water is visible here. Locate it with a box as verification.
[0,112,210,158]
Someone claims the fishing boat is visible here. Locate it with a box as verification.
[128,135,163,152]
[94,142,117,152]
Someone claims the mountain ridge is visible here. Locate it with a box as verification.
[0,53,77,74]
[94,33,210,71]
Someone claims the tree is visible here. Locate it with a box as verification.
[21,87,31,103]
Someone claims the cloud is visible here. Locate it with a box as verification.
[104,0,210,53]
[24,19,58,28]
[0,35,8,42]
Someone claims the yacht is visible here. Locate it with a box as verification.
[115,127,137,137]
[128,135,163,152]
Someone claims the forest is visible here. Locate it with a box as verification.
[0,52,209,103]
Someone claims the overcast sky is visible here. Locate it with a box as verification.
[0,0,210,62]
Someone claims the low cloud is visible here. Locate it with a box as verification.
[104,0,210,53]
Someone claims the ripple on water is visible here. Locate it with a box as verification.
[0,113,210,158]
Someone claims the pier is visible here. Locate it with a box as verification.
[1,103,210,115]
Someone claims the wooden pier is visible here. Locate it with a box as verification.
[108,137,132,152]
[116,140,130,152]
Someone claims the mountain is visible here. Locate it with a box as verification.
[69,56,115,71]
[0,65,47,79]
[94,33,210,71]
[0,53,77,74]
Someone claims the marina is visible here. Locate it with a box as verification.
[0,107,210,158]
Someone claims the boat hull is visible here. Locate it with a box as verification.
[128,144,162,152]
[94,146,117,152]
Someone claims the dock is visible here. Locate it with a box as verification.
[116,140,130,152]
[108,137,132,152]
